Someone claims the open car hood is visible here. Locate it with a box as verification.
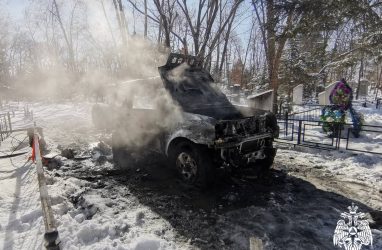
[158,53,266,120]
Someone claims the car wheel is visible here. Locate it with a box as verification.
[169,141,213,188]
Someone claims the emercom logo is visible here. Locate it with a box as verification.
[333,203,373,250]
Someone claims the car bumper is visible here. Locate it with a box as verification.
[214,133,273,150]
[214,133,275,166]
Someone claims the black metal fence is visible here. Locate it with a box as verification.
[376,98,382,109]
[277,104,333,122]
[276,105,382,155]
[277,118,341,150]
[344,124,382,155]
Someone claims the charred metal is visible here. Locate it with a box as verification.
[94,53,279,188]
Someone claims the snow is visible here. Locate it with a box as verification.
[0,96,381,249]
[0,154,45,250]
[0,102,186,249]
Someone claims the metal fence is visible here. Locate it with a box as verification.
[276,105,382,155]
[344,124,382,155]
[277,104,333,122]
[277,118,341,150]
[0,112,12,143]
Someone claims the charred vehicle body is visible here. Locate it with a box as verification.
[94,53,279,187]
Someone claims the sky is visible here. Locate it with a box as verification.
[2,0,254,64]
[4,1,253,36]
[4,0,26,21]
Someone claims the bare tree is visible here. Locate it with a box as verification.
[100,0,117,47]
[253,0,294,112]
[144,0,148,38]
[177,0,243,62]
[112,0,129,45]
[52,0,76,71]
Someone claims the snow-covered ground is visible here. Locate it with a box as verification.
[0,100,381,249]
[0,102,192,249]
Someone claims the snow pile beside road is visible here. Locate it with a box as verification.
[277,148,382,185]
[49,171,183,249]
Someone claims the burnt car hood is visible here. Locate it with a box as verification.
[180,104,269,120]
[158,55,267,120]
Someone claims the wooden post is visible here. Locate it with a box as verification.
[0,119,3,142]
[7,112,12,134]
[3,116,7,132]
[33,127,60,250]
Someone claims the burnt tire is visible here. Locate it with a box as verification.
[169,141,213,189]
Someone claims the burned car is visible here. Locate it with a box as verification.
[94,53,279,187]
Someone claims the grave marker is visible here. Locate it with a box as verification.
[318,82,337,105]
[358,80,369,97]
[292,84,303,104]
[247,89,273,111]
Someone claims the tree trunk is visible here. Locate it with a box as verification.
[52,0,75,71]
[375,63,382,100]
[240,21,254,88]
[112,0,128,46]
[263,0,293,112]
[356,58,364,100]
[266,0,278,112]
[144,0,148,38]
[153,0,171,48]
[100,0,117,47]
[218,10,237,79]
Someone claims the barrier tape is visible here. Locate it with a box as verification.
[32,127,61,250]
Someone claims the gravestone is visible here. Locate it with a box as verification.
[292,84,303,104]
[318,82,336,105]
[247,89,273,111]
[358,80,369,97]
[318,91,326,105]
[232,84,241,103]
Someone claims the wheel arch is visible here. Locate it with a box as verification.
[165,137,197,157]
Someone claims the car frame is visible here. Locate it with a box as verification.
[93,53,279,188]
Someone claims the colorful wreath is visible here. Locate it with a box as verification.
[320,106,345,135]
[320,79,363,138]
[329,80,353,110]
